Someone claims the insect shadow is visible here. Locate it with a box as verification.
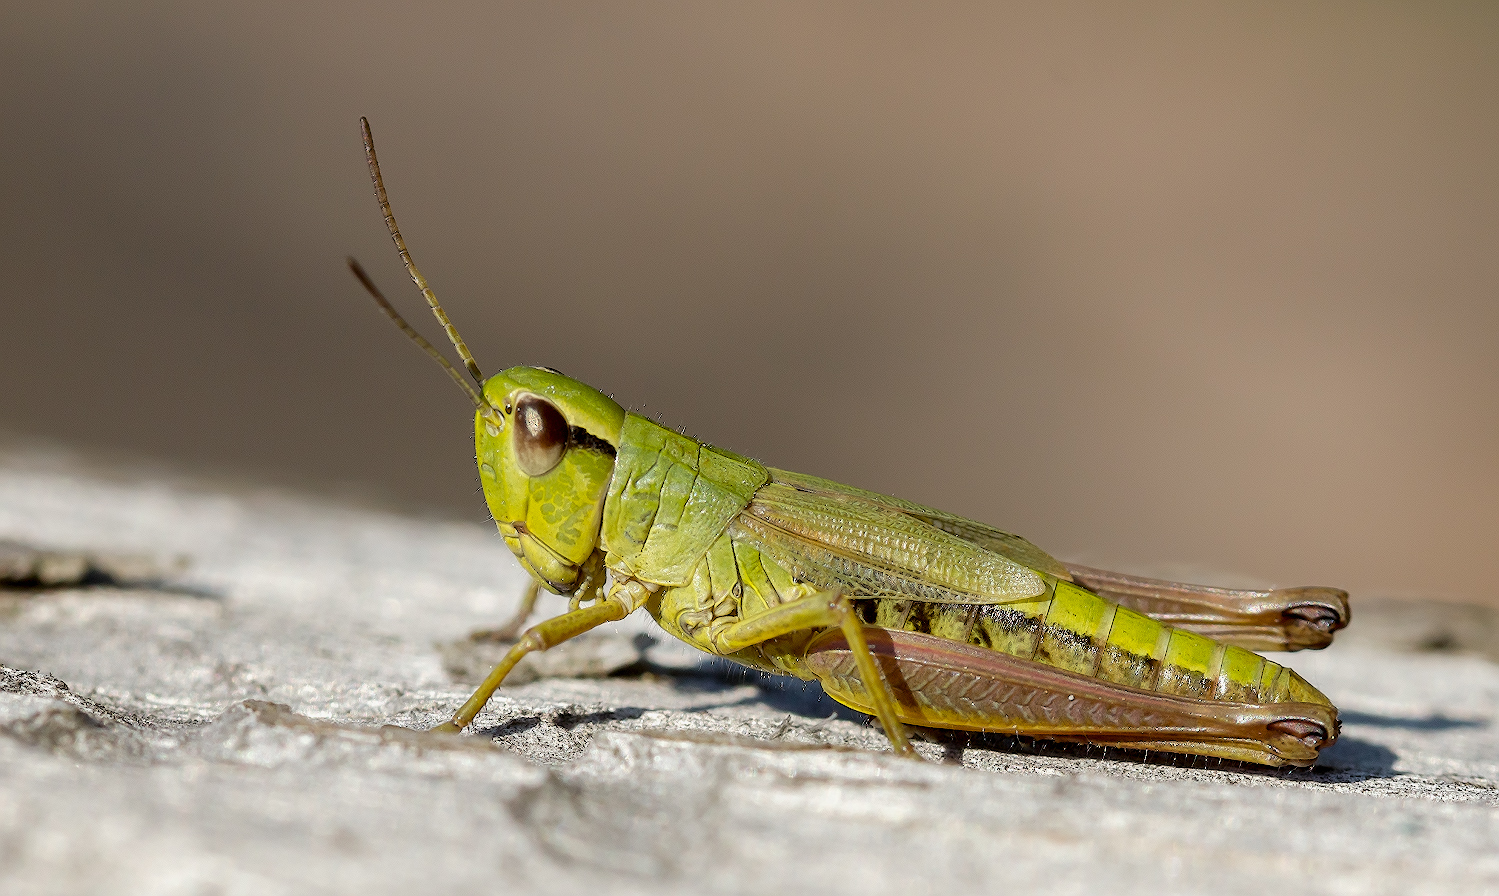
[665,658,868,724]
[1337,709,1486,731]
[475,706,651,740]
[1302,710,1486,780]
[1309,736,1400,779]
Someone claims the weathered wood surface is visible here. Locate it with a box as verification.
[2,447,1496,896]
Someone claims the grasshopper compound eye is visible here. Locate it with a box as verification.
[514,395,568,476]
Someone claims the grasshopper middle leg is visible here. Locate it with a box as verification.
[711,588,917,758]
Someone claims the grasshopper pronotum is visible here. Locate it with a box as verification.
[351,119,1348,766]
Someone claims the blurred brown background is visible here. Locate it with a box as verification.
[1,3,1495,604]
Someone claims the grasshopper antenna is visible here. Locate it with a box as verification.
[346,257,485,409]
[359,116,487,390]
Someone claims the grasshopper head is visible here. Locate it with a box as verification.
[351,119,625,596]
[476,368,623,593]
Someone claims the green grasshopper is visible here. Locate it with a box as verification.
[351,119,1349,767]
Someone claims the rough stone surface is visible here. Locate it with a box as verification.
[1,447,1496,895]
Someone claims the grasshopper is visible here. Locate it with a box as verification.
[351,119,1348,767]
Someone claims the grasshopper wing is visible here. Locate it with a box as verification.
[761,470,1348,650]
[732,475,1050,605]
[804,627,1337,767]
[765,469,1074,580]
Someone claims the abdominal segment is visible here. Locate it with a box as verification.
[854,579,1329,707]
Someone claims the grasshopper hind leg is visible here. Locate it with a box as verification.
[804,627,1337,767]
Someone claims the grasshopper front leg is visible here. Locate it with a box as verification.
[439,555,624,731]
[710,589,917,758]
[435,595,629,733]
